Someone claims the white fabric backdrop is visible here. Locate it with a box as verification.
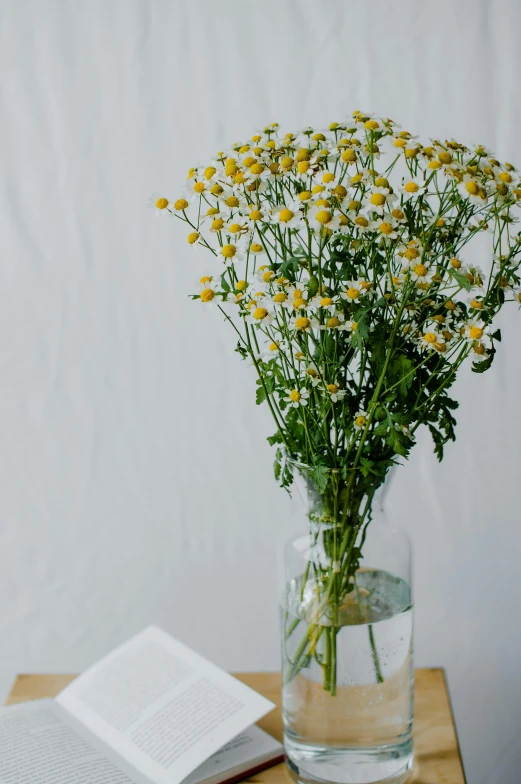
[1,1,520,781]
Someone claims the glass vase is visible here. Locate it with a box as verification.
[279,463,413,784]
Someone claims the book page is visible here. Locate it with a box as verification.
[0,700,150,784]
[57,626,275,784]
[182,726,283,784]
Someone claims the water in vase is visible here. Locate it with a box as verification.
[281,568,414,784]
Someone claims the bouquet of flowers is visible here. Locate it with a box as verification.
[153,111,521,692]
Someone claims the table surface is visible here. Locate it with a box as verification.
[7,669,466,784]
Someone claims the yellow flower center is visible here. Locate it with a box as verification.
[296,148,311,162]
[341,149,357,163]
[327,317,341,329]
[499,172,513,184]
[405,148,419,158]
[313,132,326,141]
[293,298,306,309]
[174,198,188,210]
[364,119,379,130]
[206,207,219,216]
[355,216,369,227]
[249,210,263,221]
[299,190,312,201]
[289,390,301,402]
[351,173,364,184]
[315,198,331,208]
[428,160,442,169]
[404,182,419,193]
[465,181,479,195]
[229,223,242,234]
[470,299,483,309]
[348,200,360,211]
[320,297,333,307]
[250,163,265,175]
[204,166,216,180]
[210,184,223,195]
[200,276,212,283]
[236,280,247,291]
[193,182,205,193]
[473,342,486,355]
[251,135,261,142]
[346,287,360,299]
[297,161,310,174]
[355,415,366,427]
[445,300,456,310]
[333,185,347,198]
[225,163,238,176]
[375,177,389,187]
[243,156,256,168]
[155,197,169,209]
[295,317,310,331]
[450,258,462,269]
[436,218,445,227]
[316,210,332,224]
[394,138,407,148]
[306,368,318,377]
[211,218,224,231]
[187,232,199,244]
[295,351,305,359]
[424,332,437,344]
[263,271,274,282]
[253,146,263,155]
[253,307,268,320]
[251,243,263,253]
[234,171,246,183]
[469,326,483,340]
[312,184,326,194]
[414,263,428,277]
[273,292,287,303]
[322,172,335,183]
[328,384,339,395]
[279,208,295,223]
[226,196,239,208]
[370,193,386,206]
[269,342,279,352]
[200,288,215,302]
[379,221,393,235]
[280,156,294,170]
[438,152,452,164]
[392,209,405,220]
[222,244,237,258]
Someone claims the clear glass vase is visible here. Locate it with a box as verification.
[279,463,413,784]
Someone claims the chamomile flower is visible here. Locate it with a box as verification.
[271,205,303,229]
[290,315,313,332]
[372,217,399,241]
[419,327,444,351]
[354,410,368,430]
[148,193,172,216]
[408,260,434,285]
[512,287,521,307]
[246,306,274,326]
[287,388,310,408]
[321,313,346,330]
[457,174,488,206]
[219,244,243,263]
[466,295,486,312]
[304,365,322,387]
[307,205,340,232]
[326,384,346,402]
[470,342,490,363]
[463,319,488,342]
[341,280,365,303]
[364,186,397,215]
[400,178,427,201]
[351,213,373,233]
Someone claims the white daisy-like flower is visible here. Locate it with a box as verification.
[326,383,346,402]
[261,341,282,361]
[512,287,521,307]
[341,319,359,336]
[457,174,488,206]
[320,313,346,330]
[419,326,444,351]
[389,207,407,224]
[372,216,399,241]
[354,410,368,430]
[290,314,313,332]
[408,259,434,285]
[340,280,368,303]
[351,213,373,233]
[256,266,276,285]
[463,318,489,343]
[287,387,310,408]
[400,178,427,201]
[249,242,266,256]
[304,365,322,387]
[148,193,173,216]
[465,295,487,312]
[364,186,397,215]
[312,170,338,192]
[219,244,244,264]
[271,205,303,229]
[307,205,340,232]
[246,305,274,326]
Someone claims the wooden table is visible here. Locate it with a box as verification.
[7,669,466,784]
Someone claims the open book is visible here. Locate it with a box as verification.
[0,626,283,784]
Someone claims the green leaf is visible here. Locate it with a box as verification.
[490,328,501,342]
[307,275,319,297]
[451,271,472,291]
[267,432,283,446]
[310,464,329,493]
[389,354,415,397]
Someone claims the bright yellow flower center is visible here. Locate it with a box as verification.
[210,184,223,195]
[320,297,333,307]
[204,167,216,180]
[375,177,389,188]
[322,172,335,183]
[414,263,428,277]
[299,191,312,201]
[253,307,268,320]
[316,210,332,224]
[404,182,419,193]
[392,209,405,220]
[251,243,263,253]
[155,197,169,209]
[250,163,265,175]
[351,173,364,184]
[211,219,224,230]
[312,184,325,194]
[243,156,256,168]
[221,244,237,258]
[355,415,367,427]
[445,300,456,310]
[251,135,261,142]
[226,196,239,208]
[193,182,205,194]
[234,172,246,184]
[229,223,242,233]
[281,156,294,169]
[289,390,301,402]
[187,232,199,244]
[499,172,513,184]
[405,148,419,158]
[306,368,318,377]
[364,119,379,130]
[438,152,452,164]
[206,207,219,216]
[341,149,357,163]
[465,181,479,195]
[315,199,331,208]
[327,317,341,329]
[263,271,274,282]
[293,290,303,299]
[297,161,310,174]
[379,221,393,235]
[296,148,311,162]
[470,299,483,309]
[279,209,294,223]
[249,210,263,221]
[424,332,437,344]
[469,326,483,340]
[273,292,287,303]
[450,258,462,269]
[295,317,310,331]
[348,200,360,211]
[333,185,347,199]
[346,287,360,299]
[355,216,368,227]
[370,193,386,206]
[394,138,406,148]
[200,288,215,302]
[236,280,247,291]
[200,276,212,283]
[253,146,263,155]
[293,298,306,309]
[269,342,279,351]
[174,198,188,210]
[327,384,339,394]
